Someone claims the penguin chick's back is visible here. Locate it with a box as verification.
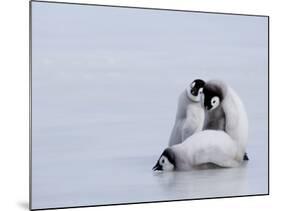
[171,130,240,170]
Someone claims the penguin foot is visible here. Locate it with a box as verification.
[243,153,249,161]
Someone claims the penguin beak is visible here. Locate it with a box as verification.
[152,162,162,171]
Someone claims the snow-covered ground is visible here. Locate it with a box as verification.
[31,2,268,209]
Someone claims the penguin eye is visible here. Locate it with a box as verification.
[199,88,203,94]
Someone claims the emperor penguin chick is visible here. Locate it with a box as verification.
[153,130,241,171]
[201,80,249,161]
[168,79,205,147]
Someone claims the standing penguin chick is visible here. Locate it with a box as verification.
[201,80,249,161]
[154,130,241,171]
[168,79,205,147]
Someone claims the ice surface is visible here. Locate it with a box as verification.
[31,2,268,209]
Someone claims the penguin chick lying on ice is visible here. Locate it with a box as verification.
[153,130,242,171]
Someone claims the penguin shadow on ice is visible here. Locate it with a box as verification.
[153,79,249,172]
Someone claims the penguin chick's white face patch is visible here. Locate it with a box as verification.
[190,81,196,88]
[210,96,220,110]
[159,156,174,171]
[198,87,203,95]
[153,149,176,171]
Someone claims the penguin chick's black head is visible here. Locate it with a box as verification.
[152,148,175,171]
[190,79,205,97]
[202,83,223,111]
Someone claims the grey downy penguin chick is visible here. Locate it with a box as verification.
[153,130,241,171]
[201,80,249,161]
[168,79,205,147]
